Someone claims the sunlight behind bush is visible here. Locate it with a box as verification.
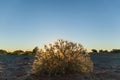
[32,39,93,76]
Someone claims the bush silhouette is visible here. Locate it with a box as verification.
[12,50,24,55]
[99,49,109,53]
[91,49,97,53]
[110,49,120,53]
[0,49,8,55]
[24,51,33,55]
[32,46,39,54]
[32,39,93,77]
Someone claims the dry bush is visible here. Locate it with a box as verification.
[32,39,93,77]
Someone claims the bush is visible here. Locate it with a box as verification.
[0,49,8,55]
[91,49,97,53]
[110,49,120,53]
[32,39,93,77]
[23,51,33,55]
[32,46,39,54]
[12,50,24,55]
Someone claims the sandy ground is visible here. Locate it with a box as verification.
[0,53,119,80]
[90,53,120,80]
[0,54,35,80]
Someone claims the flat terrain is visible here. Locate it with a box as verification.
[90,53,120,80]
[0,54,35,80]
[0,53,120,80]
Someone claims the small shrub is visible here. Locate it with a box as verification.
[23,51,33,55]
[91,49,97,53]
[32,46,39,54]
[110,49,120,53]
[0,49,8,55]
[32,39,93,77]
[12,50,24,55]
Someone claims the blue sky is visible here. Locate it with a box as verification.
[0,0,120,51]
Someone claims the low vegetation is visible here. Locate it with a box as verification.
[90,49,120,54]
[32,39,93,77]
[0,47,39,55]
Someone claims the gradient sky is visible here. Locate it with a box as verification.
[0,0,120,51]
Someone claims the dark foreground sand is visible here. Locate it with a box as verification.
[90,53,120,80]
[0,55,35,80]
[0,53,120,80]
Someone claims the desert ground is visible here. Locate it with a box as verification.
[90,53,120,80]
[0,53,120,80]
[0,54,35,80]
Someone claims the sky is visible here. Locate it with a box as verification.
[0,0,120,51]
